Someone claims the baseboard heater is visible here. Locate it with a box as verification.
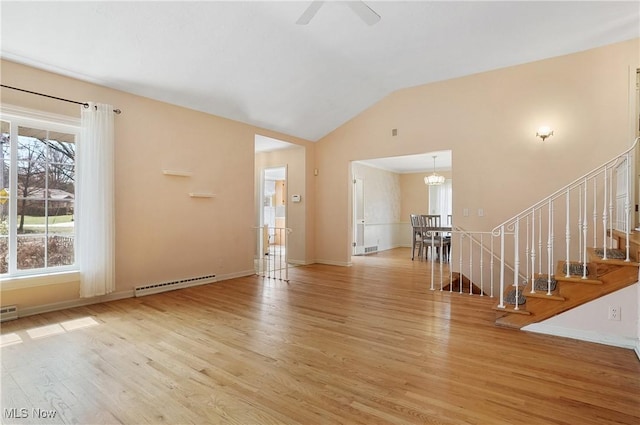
[0,305,18,322]
[364,245,379,254]
[134,274,216,297]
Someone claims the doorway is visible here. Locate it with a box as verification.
[350,151,452,260]
[262,166,287,255]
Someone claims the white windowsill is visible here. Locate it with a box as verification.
[1,270,80,291]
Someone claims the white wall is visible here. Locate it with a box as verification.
[352,162,403,252]
[523,283,639,349]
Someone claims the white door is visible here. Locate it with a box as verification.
[353,178,365,255]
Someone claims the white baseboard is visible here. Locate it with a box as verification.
[523,323,637,350]
[287,259,314,266]
[215,269,256,281]
[635,341,640,361]
[315,259,352,267]
[18,290,134,318]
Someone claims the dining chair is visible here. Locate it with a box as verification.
[421,214,450,261]
[410,214,424,260]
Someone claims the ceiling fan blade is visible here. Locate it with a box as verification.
[346,1,381,26]
[296,1,325,25]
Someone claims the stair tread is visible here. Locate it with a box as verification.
[495,256,638,329]
[554,261,602,284]
[493,304,531,315]
[587,247,640,266]
[521,277,564,300]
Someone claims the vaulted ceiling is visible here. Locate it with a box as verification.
[1,1,638,141]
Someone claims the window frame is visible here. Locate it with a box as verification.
[1,104,80,280]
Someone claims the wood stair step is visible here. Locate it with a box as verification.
[587,247,640,267]
[495,254,639,329]
[554,261,602,284]
[524,274,565,300]
[493,304,531,315]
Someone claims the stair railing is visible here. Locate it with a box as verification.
[493,137,639,310]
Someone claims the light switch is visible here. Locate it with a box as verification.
[463,208,469,217]
[478,208,484,217]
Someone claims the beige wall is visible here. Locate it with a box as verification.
[314,38,640,265]
[1,59,314,311]
[400,171,452,222]
[1,38,638,314]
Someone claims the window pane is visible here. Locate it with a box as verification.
[1,121,9,192]
[47,132,75,166]
[1,121,9,275]
[16,199,45,234]
[48,164,75,193]
[0,236,7,274]
[17,159,46,198]
[47,201,74,234]
[17,127,47,161]
[17,235,45,270]
[48,235,74,267]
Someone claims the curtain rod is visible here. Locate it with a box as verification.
[0,84,122,114]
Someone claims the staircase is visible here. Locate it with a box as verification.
[494,247,639,328]
[489,137,640,328]
[427,138,640,330]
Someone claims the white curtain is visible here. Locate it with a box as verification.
[429,179,453,224]
[77,103,115,297]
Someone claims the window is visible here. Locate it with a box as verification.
[1,111,79,277]
[428,179,453,224]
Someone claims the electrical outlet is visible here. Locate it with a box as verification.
[608,306,621,321]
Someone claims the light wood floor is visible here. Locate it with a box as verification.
[2,248,639,424]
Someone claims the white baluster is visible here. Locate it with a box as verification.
[479,234,484,296]
[625,152,631,262]
[549,199,555,294]
[459,233,464,294]
[439,236,444,291]
[603,165,608,260]
[468,231,473,295]
[498,226,505,309]
[430,229,435,290]
[547,199,552,289]
[490,236,494,298]
[538,210,543,276]
[565,189,571,279]
[609,167,614,254]
[593,178,597,249]
[514,218,520,311]
[530,208,536,293]
[583,179,588,279]
[578,187,583,261]
[525,215,530,292]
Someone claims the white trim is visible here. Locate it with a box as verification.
[315,259,353,267]
[287,259,314,266]
[17,289,134,318]
[523,323,637,350]
[635,340,640,361]
[216,269,256,281]
[0,103,80,128]
[1,270,80,291]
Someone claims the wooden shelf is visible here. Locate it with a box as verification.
[162,169,193,177]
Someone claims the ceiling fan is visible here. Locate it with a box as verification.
[296,1,381,26]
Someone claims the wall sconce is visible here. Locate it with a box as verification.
[536,126,554,141]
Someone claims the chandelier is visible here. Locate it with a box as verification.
[424,155,445,185]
